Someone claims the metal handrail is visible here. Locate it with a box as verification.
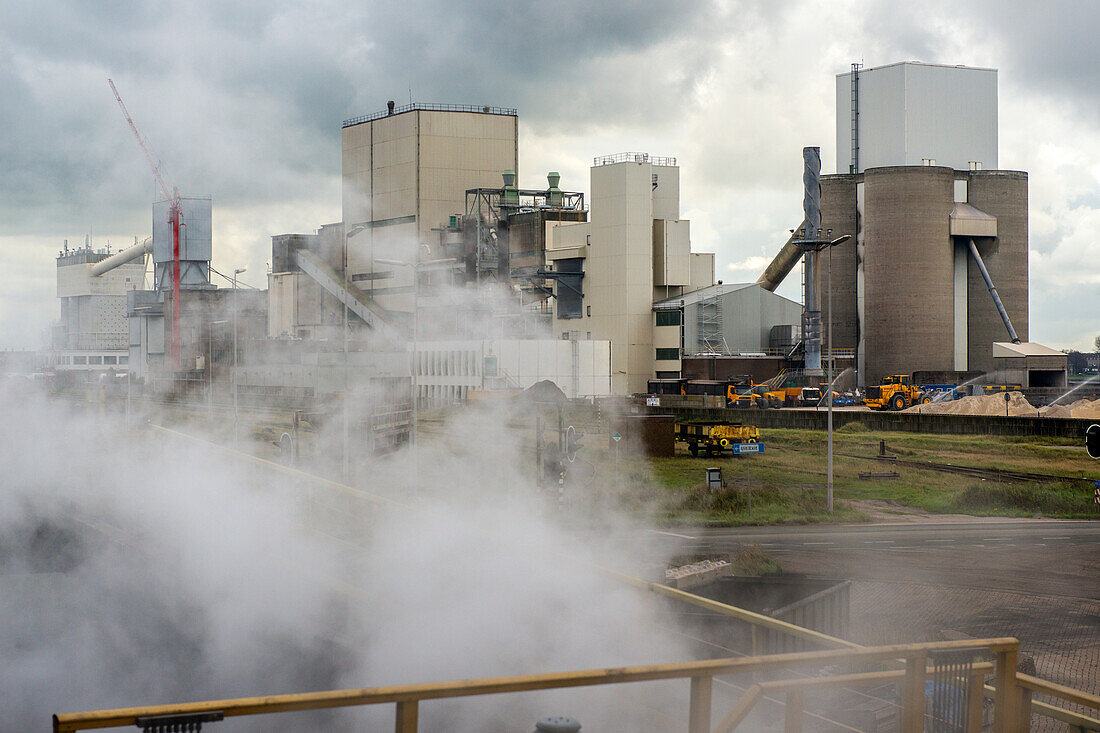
[593,151,677,166]
[342,103,517,127]
[52,639,1020,732]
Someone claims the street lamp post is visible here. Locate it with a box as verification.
[827,241,833,514]
[232,267,246,447]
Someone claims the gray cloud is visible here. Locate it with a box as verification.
[1,0,1098,349]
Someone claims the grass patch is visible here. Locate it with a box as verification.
[953,482,1096,517]
[730,544,783,575]
[626,425,1100,524]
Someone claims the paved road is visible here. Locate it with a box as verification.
[650,520,1100,598]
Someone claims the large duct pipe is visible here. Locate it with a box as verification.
[966,238,1020,343]
[756,222,806,292]
[90,238,151,277]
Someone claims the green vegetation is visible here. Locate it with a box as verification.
[581,423,1099,524]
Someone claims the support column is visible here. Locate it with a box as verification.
[954,239,969,371]
[688,675,713,733]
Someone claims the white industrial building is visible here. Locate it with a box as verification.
[545,153,715,394]
[836,62,997,174]
[49,242,147,372]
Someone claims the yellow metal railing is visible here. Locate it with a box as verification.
[54,639,1024,732]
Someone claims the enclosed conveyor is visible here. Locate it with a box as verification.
[90,238,152,277]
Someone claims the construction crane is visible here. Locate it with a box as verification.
[108,78,183,371]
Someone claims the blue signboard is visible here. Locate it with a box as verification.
[730,442,765,455]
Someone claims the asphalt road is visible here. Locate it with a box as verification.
[651,519,1100,599]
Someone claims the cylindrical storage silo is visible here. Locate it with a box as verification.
[862,166,956,384]
[817,174,860,354]
[964,171,1029,374]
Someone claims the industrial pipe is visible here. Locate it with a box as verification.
[90,238,151,277]
[755,221,806,292]
[966,238,1020,344]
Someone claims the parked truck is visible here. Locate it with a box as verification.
[675,421,760,456]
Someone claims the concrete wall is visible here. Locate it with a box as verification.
[965,170,1029,373]
[862,166,956,383]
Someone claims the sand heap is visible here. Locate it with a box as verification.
[1039,397,1100,419]
[905,392,1100,418]
[904,391,1037,416]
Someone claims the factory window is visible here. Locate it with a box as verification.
[655,348,679,361]
[655,310,681,327]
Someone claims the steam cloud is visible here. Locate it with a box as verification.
[0,385,695,731]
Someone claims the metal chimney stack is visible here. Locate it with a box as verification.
[802,146,823,375]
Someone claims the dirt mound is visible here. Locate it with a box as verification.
[905,391,1037,416]
[1040,397,1100,419]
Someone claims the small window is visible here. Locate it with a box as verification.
[655,348,679,361]
[586,234,591,246]
[656,310,681,327]
[562,332,569,340]
[586,305,591,317]
[586,332,591,339]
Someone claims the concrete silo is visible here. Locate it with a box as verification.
[816,174,860,354]
[862,166,957,384]
[964,170,1028,374]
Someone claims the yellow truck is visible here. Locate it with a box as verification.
[863,374,932,411]
[675,421,760,456]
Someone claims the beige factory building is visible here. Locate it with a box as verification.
[50,243,146,372]
[545,154,714,394]
[341,102,519,313]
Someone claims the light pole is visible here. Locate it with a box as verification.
[232,267,246,447]
[827,239,833,514]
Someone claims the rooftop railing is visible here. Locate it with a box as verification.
[593,151,677,166]
[343,103,518,128]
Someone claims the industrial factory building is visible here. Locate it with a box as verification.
[757,61,1060,388]
[544,153,716,394]
[268,102,613,405]
[49,240,146,373]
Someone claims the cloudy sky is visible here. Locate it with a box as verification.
[1,0,1097,350]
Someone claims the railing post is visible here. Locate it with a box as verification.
[395,700,418,733]
[688,675,712,733]
[901,651,928,733]
[967,668,986,732]
[994,648,1020,733]
[784,688,804,733]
